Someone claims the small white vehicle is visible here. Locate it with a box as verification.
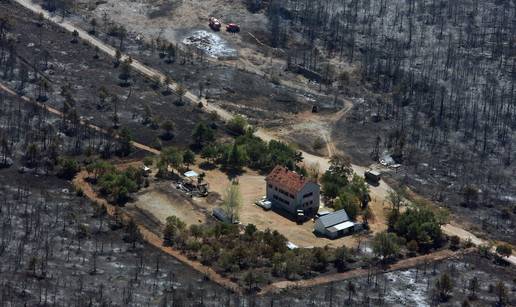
[256,198,272,210]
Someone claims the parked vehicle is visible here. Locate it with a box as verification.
[296,209,305,224]
[256,198,272,210]
[209,17,221,31]
[364,170,381,184]
[226,23,240,33]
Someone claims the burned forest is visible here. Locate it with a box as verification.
[1,0,515,306]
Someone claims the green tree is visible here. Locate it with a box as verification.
[311,247,330,272]
[189,224,203,238]
[224,142,247,171]
[98,170,138,204]
[227,115,249,135]
[201,144,218,164]
[57,158,80,180]
[321,155,353,199]
[165,147,184,168]
[392,207,443,251]
[163,215,186,246]
[118,127,132,156]
[182,150,195,169]
[387,189,405,212]
[333,246,350,272]
[372,231,401,261]
[221,182,242,223]
[348,174,370,206]
[200,244,216,265]
[86,160,114,180]
[334,191,360,220]
[267,140,301,170]
[328,155,353,179]
[192,122,214,148]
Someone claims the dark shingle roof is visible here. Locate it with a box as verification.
[318,209,350,228]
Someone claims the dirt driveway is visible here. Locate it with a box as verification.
[188,166,360,248]
[130,182,207,226]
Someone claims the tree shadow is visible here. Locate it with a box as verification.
[220,166,245,180]
[199,161,217,170]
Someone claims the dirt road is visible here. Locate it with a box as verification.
[442,224,516,266]
[10,0,515,266]
[260,248,472,294]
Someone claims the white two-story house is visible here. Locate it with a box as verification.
[265,166,320,217]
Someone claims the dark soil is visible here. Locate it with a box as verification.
[63,5,340,123]
[3,0,229,151]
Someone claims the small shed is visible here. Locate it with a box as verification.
[314,209,356,239]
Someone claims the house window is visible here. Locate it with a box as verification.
[303,192,313,198]
[268,184,272,188]
[273,195,290,205]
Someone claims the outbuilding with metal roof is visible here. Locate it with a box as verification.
[314,209,357,239]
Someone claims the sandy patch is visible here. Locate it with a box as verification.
[132,183,207,226]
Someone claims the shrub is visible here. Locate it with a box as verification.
[372,232,401,261]
[57,158,80,180]
[334,246,351,272]
[97,166,140,204]
[391,207,443,251]
[226,115,249,136]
